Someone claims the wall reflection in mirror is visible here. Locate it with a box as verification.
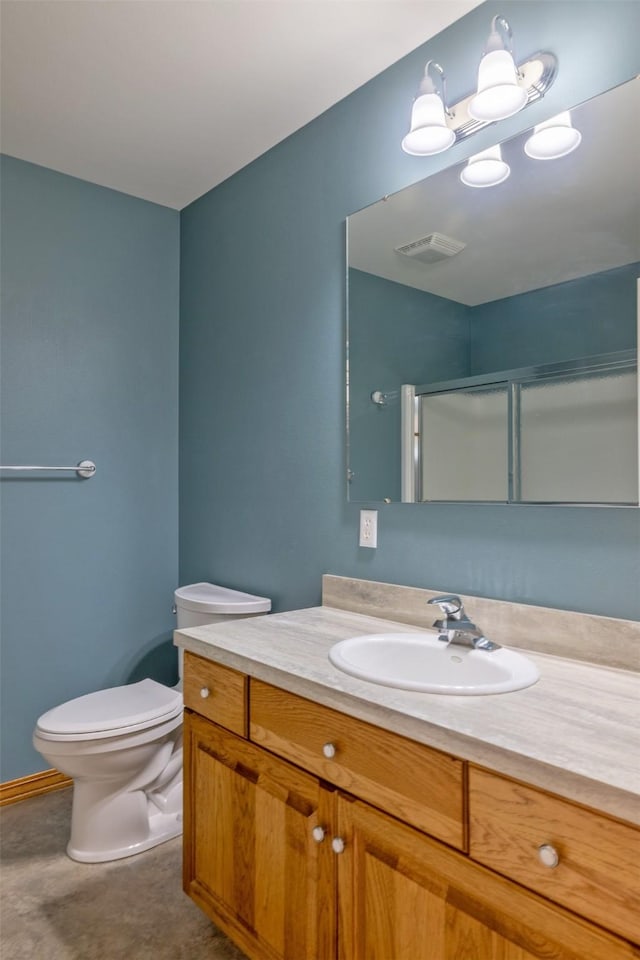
[347,78,639,505]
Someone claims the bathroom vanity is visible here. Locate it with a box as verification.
[176,577,640,960]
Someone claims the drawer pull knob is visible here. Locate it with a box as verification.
[322,742,336,759]
[312,826,325,843]
[537,844,560,868]
[331,837,345,854]
[200,687,210,699]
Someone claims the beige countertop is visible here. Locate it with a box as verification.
[174,604,640,826]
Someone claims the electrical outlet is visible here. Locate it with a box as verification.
[359,509,378,548]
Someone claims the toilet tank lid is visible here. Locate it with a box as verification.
[36,679,182,738]
[174,582,271,615]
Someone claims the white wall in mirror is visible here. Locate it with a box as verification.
[348,79,639,305]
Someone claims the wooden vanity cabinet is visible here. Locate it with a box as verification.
[183,660,640,960]
[249,679,465,850]
[183,710,336,960]
[183,651,248,735]
[338,796,637,960]
[469,766,640,945]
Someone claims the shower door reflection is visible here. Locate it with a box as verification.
[405,352,638,504]
[418,385,509,502]
[517,365,638,503]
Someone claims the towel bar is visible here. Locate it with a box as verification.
[0,460,96,478]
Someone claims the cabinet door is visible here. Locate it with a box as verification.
[184,711,336,960]
[336,796,638,960]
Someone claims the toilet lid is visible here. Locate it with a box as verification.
[175,581,271,615]
[35,679,183,740]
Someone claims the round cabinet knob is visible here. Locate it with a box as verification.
[537,844,560,868]
[322,742,336,759]
[331,837,345,854]
[200,687,210,699]
[312,826,325,844]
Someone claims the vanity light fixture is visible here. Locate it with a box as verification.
[468,16,527,122]
[524,111,582,159]
[401,16,557,157]
[401,61,456,156]
[460,145,511,188]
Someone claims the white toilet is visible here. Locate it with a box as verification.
[33,582,271,863]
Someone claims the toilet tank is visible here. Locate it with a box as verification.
[173,582,271,681]
[175,582,271,629]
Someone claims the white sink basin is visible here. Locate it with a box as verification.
[329,632,540,695]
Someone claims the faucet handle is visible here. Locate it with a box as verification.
[427,594,462,616]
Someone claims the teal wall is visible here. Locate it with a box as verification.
[470,262,639,373]
[0,157,180,779]
[349,269,470,502]
[180,1,640,620]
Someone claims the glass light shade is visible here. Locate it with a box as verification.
[460,145,510,188]
[401,93,455,156]
[468,49,527,121]
[524,112,582,159]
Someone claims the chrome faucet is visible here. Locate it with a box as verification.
[427,595,500,651]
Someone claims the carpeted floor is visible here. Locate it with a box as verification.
[0,788,247,959]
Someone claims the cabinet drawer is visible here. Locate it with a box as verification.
[183,652,247,736]
[469,766,640,944]
[249,679,465,850]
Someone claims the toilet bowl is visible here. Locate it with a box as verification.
[33,680,183,862]
[33,582,271,863]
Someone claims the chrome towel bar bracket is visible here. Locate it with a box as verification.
[0,460,96,478]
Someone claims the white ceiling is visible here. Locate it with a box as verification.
[0,0,479,210]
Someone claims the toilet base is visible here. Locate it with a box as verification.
[67,807,183,863]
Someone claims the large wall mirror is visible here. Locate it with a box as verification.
[347,78,639,505]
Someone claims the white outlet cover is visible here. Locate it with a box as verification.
[359,509,378,548]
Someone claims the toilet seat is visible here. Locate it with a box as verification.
[35,679,183,742]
